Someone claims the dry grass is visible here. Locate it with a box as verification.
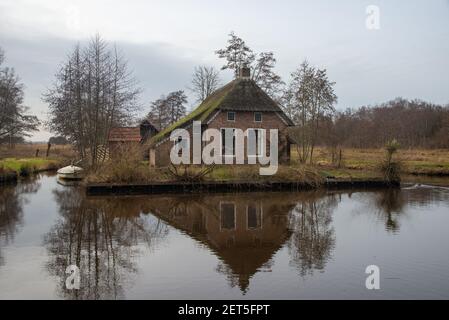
[292,147,449,176]
[0,143,76,161]
[87,145,449,185]
[206,165,324,185]
[86,144,170,184]
[0,143,74,178]
[87,159,325,185]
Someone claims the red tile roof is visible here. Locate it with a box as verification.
[108,127,141,142]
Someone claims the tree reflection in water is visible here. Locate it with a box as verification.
[0,176,41,266]
[287,192,337,276]
[363,184,449,233]
[371,188,405,232]
[44,189,169,300]
[44,189,355,297]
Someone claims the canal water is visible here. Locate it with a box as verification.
[1,173,449,299]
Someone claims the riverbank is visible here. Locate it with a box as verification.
[86,178,399,196]
[0,144,75,183]
[0,157,63,183]
[80,147,448,194]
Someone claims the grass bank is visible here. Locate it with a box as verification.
[295,147,449,176]
[86,162,384,187]
[0,144,75,182]
[0,158,61,180]
[85,146,449,187]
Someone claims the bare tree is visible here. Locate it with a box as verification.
[166,90,188,125]
[251,52,284,102]
[329,99,449,149]
[190,66,221,103]
[147,90,187,130]
[44,35,140,165]
[0,47,40,144]
[147,97,169,131]
[285,60,337,164]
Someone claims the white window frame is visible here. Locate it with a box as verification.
[227,111,236,122]
[254,112,262,122]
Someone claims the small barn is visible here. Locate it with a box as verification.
[108,121,159,158]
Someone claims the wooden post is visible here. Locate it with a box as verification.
[338,149,342,168]
[35,149,40,157]
[46,143,51,157]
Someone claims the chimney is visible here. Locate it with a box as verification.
[239,66,250,79]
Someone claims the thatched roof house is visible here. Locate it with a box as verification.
[148,67,294,166]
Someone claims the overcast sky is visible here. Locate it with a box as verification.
[1,0,448,141]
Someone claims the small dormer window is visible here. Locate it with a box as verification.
[227,111,235,121]
[254,112,262,122]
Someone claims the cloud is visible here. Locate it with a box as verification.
[0,33,216,141]
[1,0,448,141]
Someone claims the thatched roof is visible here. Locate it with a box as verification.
[149,78,294,145]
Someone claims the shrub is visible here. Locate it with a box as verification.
[87,144,161,183]
[19,164,33,177]
[380,139,402,183]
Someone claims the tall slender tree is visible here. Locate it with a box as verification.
[0,47,40,144]
[44,35,140,165]
[251,52,284,102]
[285,60,337,163]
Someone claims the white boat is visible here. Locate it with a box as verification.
[57,165,84,180]
[56,177,81,186]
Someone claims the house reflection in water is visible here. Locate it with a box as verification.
[45,188,340,298]
[143,193,299,292]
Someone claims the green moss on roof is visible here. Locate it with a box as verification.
[149,80,235,144]
[148,78,293,145]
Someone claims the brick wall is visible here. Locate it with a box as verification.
[151,110,291,166]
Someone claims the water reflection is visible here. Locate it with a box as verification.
[371,189,405,232]
[360,185,449,233]
[287,193,337,276]
[143,193,300,293]
[44,189,169,299]
[35,180,449,299]
[0,176,41,266]
[44,190,340,296]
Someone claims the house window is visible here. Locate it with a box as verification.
[220,202,236,230]
[227,111,235,121]
[254,112,262,122]
[247,128,265,156]
[221,128,236,156]
[247,204,262,229]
